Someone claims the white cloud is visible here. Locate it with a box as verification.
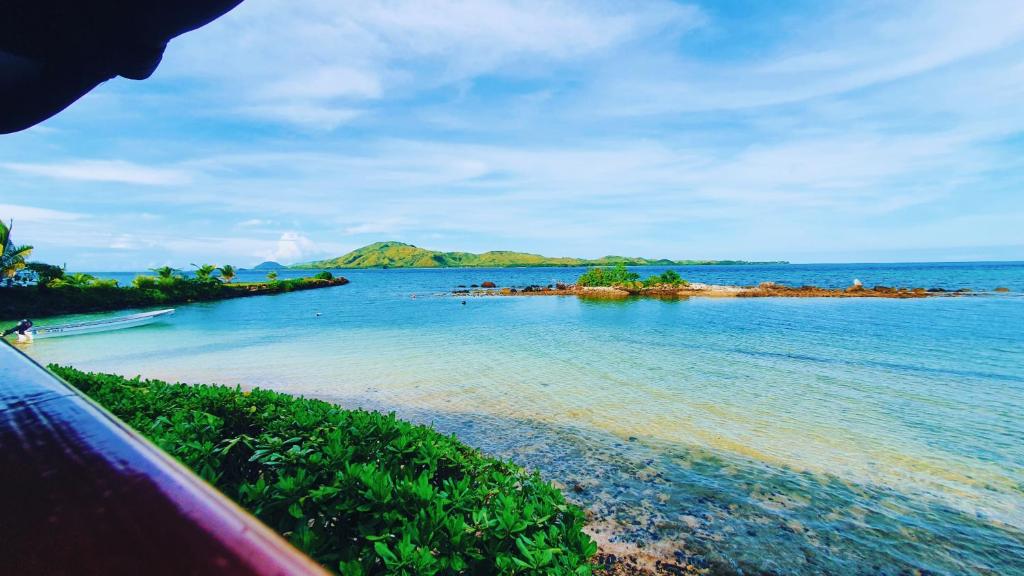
[109,234,146,250]
[2,160,192,186]
[163,0,702,127]
[238,104,364,131]
[344,218,406,235]
[237,219,271,228]
[259,67,382,101]
[267,232,320,263]
[596,0,1024,114]
[0,203,86,223]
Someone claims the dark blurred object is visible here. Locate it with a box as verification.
[0,341,329,575]
[0,0,243,134]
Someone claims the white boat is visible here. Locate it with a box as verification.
[29,309,176,339]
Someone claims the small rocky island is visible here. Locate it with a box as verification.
[451,265,985,300]
[455,281,967,299]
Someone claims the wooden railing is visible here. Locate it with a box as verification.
[0,341,329,575]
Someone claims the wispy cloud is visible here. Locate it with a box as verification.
[0,204,86,223]
[162,0,702,128]
[2,160,192,186]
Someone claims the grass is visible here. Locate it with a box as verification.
[49,366,597,575]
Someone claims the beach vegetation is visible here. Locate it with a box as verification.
[642,270,688,287]
[1,220,33,282]
[192,263,218,281]
[218,264,237,283]
[315,271,334,281]
[2,273,348,318]
[576,263,640,287]
[150,265,179,280]
[49,366,597,575]
[267,270,279,282]
[26,262,65,286]
[49,272,102,288]
[132,275,160,289]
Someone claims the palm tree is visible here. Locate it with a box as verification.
[57,273,98,288]
[1,220,33,282]
[191,263,218,280]
[266,271,278,282]
[150,266,178,280]
[217,264,236,283]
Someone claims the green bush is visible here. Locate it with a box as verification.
[49,366,596,575]
[26,262,64,286]
[133,275,160,289]
[315,271,334,281]
[575,263,639,287]
[642,270,688,287]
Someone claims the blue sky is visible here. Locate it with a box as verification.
[2,0,1023,270]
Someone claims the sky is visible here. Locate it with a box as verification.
[2,0,1023,270]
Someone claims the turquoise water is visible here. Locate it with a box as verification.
[17,263,1024,575]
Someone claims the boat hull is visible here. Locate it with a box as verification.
[30,309,175,339]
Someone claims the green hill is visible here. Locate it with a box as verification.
[292,241,786,269]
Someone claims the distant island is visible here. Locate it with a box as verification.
[250,261,287,270]
[292,241,787,269]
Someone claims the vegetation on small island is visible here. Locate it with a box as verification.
[293,241,786,269]
[576,264,689,289]
[50,366,597,575]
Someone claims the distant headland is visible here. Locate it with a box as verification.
[292,241,787,269]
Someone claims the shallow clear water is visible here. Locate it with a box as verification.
[17,263,1024,575]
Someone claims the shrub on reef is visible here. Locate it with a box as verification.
[49,366,597,576]
[315,271,334,281]
[642,270,688,288]
[577,264,688,289]
[576,263,639,287]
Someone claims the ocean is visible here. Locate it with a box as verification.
[18,262,1024,575]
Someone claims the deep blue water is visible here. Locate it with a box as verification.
[20,262,1024,575]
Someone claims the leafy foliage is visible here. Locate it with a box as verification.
[193,264,218,280]
[49,272,102,288]
[49,366,597,575]
[26,262,65,286]
[642,270,688,287]
[315,271,334,281]
[575,264,640,287]
[218,264,237,283]
[576,265,689,289]
[0,220,33,280]
[150,266,179,280]
[1,274,348,318]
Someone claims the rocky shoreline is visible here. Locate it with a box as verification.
[452,281,985,300]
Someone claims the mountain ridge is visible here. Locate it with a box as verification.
[291,241,787,269]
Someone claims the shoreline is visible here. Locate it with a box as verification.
[0,276,350,320]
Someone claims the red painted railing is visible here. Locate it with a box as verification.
[0,341,329,576]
